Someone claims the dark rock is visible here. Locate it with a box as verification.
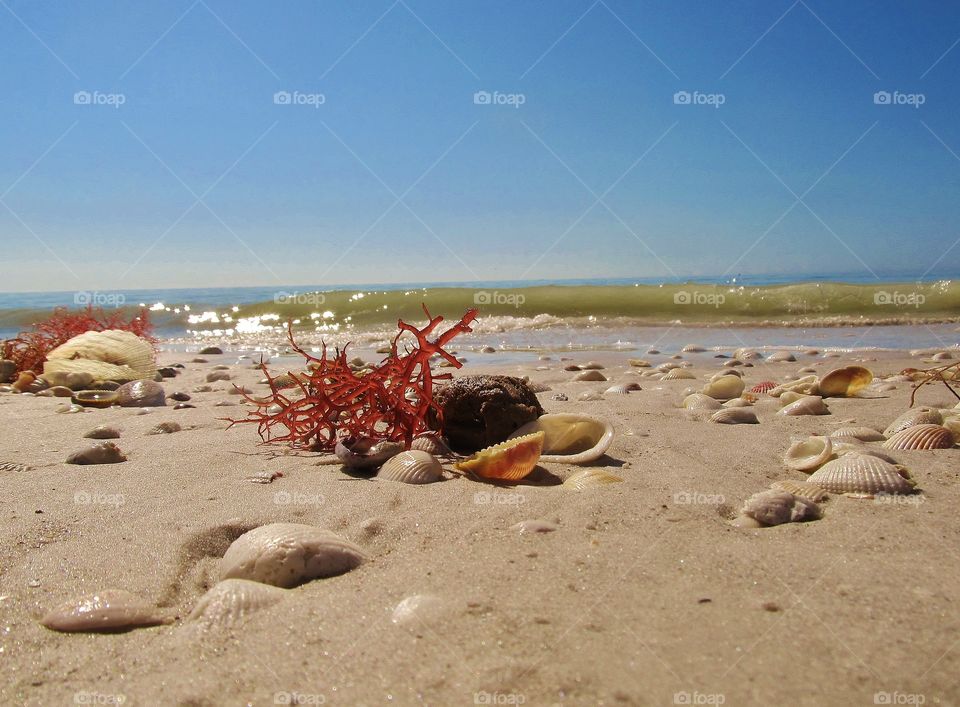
[116,380,166,407]
[157,367,179,378]
[199,346,223,355]
[168,392,191,402]
[0,359,18,383]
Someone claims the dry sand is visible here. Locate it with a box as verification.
[1,344,958,706]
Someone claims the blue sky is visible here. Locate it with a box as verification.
[1,0,958,291]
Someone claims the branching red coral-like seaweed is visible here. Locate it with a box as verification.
[228,306,477,451]
[2,306,154,374]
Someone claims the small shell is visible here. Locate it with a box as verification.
[511,519,558,534]
[722,398,752,408]
[656,362,681,372]
[186,579,287,631]
[84,425,121,440]
[808,453,916,496]
[701,375,745,401]
[335,437,404,469]
[603,385,631,395]
[0,461,32,472]
[830,426,885,442]
[378,450,443,484]
[221,523,367,588]
[681,344,706,352]
[740,490,821,526]
[682,393,722,411]
[734,348,763,360]
[410,434,452,456]
[508,414,613,465]
[884,407,943,437]
[767,351,797,362]
[661,368,696,381]
[455,431,544,480]
[574,370,607,382]
[783,436,833,471]
[562,468,623,490]
[769,375,819,398]
[41,589,168,633]
[147,421,182,435]
[710,369,743,380]
[65,442,127,465]
[770,480,829,502]
[779,396,830,416]
[709,408,759,424]
[882,424,954,450]
[818,366,873,398]
[628,359,651,367]
[750,381,777,394]
[116,380,166,407]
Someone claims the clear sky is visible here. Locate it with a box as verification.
[1,0,958,292]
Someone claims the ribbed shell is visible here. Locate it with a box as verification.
[604,385,631,394]
[455,431,544,480]
[884,408,944,437]
[410,434,451,456]
[770,480,829,502]
[808,453,916,495]
[779,396,830,416]
[709,408,759,424]
[701,375,745,401]
[508,414,613,465]
[882,424,954,450]
[750,381,777,394]
[683,393,722,411]
[42,589,167,633]
[661,368,696,381]
[830,426,885,442]
[740,490,821,526]
[45,330,156,381]
[187,579,287,630]
[562,468,623,490]
[783,436,833,471]
[377,450,443,484]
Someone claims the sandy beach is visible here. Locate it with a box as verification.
[2,341,958,707]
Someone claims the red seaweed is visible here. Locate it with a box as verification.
[228,306,477,451]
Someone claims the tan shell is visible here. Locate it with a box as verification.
[574,370,607,382]
[779,395,830,416]
[661,368,696,381]
[882,424,954,450]
[628,359,651,367]
[42,589,168,633]
[830,426,885,442]
[508,413,613,464]
[818,366,873,397]
[766,351,797,362]
[783,436,833,471]
[722,398,752,408]
[740,490,821,526]
[604,385,631,395]
[710,369,743,380]
[701,375,745,401]
[65,442,127,465]
[562,468,623,490]
[377,450,443,484]
[682,394,722,411]
[769,375,819,398]
[410,434,451,456]
[808,453,916,495]
[186,579,287,631]
[770,480,829,502]
[709,408,759,424]
[884,407,943,437]
[44,330,156,382]
[221,523,367,588]
[734,348,763,360]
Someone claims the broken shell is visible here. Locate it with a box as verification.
[335,437,404,469]
[709,408,759,424]
[574,370,607,382]
[661,368,696,381]
[770,480,829,502]
[783,436,833,471]
[830,426,885,442]
[508,414,613,465]
[882,424,954,450]
[779,396,830,416]
[377,450,443,484]
[884,407,943,437]
[818,366,873,398]
[83,425,120,440]
[768,375,819,398]
[44,330,157,382]
[41,589,168,633]
[455,431,544,480]
[221,523,367,588]
[808,453,916,496]
[562,468,624,490]
[741,490,821,526]
[701,375,745,401]
[186,579,287,631]
[65,442,127,465]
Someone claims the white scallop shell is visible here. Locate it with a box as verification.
[807,453,916,496]
[740,490,821,526]
[562,468,624,490]
[884,407,944,437]
[882,424,954,450]
[779,395,830,416]
[45,330,157,382]
[377,450,443,484]
[701,375,745,401]
[41,589,168,633]
[830,426,885,442]
[661,368,696,381]
[604,384,631,395]
[770,480,829,502]
[682,393,722,411]
[186,579,287,631]
[783,436,833,471]
[709,408,759,424]
[220,523,367,588]
[508,413,614,464]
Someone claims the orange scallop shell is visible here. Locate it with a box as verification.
[455,431,544,480]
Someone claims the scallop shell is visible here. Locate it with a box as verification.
[186,579,287,631]
[882,424,954,450]
[44,330,156,382]
[65,442,127,465]
[709,408,759,424]
[830,426,885,442]
[455,431,544,480]
[701,375,745,401]
[562,468,624,490]
[41,589,168,633]
[661,368,696,381]
[410,434,452,456]
[740,490,821,526]
[508,414,613,464]
[683,393,722,411]
[604,385,631,395]
[220,523,367,588]
[770,480,829,502]
[779,395,830,416]
[750,381,777,394]
[769,375,819,398]
[574,370,607,382]
[808,453,916,495]
[884,407,943,437]
[818,366,873,398]
[377,450,443,484]
[0,461,32,472]
[682,344,706,352]
[783,436,833,471]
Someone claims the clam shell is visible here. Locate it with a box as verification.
[84,426,120,441]
[44,330,156,382]
[701,375,745,401]
[783,436,833,471]
[378,450,443,484]
[882,424,954,450]
[562,468,623,490]
[455,431,544,480]
[740,490,821,526]
[808,453,916,495]
[186,579,287,631]
[830,426,884,442]
[221,523,367,588]
[884,407,943,437]
[683,393,722,411]
[779,395,830,416]
[508,414,613,465]
[574,370,607,382]
[779,391,807,406]
[818,366,873,398]
[722,398,752,408]
[661,368,696,381]
[770,480,829,502]
[42,589,168,633]
[65,442,127,465]
[709,408,759,424]
[71,390,119,408]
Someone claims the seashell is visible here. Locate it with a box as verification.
[455,431,544,480]
[71,390,119,409]
[44,330,156,383]
[221,523,367,588]
[832,443,899,464]
[39,370,95,390]
[582,361,605,370]
[943,416,960,438]
[779,391,807,406]
[768,375,819,398]
[65,442,127,465]
[0,460,32,472]
[711,369,743,379]
[740,490,821,526]
[722,398,752,408]
[770,480,829,502]
[647,348,660,354]
[682,394,722,411]
[116,380,166,407]
[734,348,762,360]
[884,407,943,437]
[808,453,916,495]
[12,371,37,393]
[797,366,818,374]
[882,424,954,450]
[750,381,777,394]
[767,351,796,362]
[410,433,452,456]
[574,370,607,382]
[624,382,642,391]
[682,344,706,353]
[709,408,758,424]
[38,385,73,398]
[783,436,833,471]
[604,385,630,395]
[525,381,551,393]
[551,393,568,401]
[147,421,182,435]
[779,395,830,416]
[186,579,287,631]
[700,375,745,401]
[41,589,168,633]
[84,425,120,440]
[818,366,873,398]
[628,359,651,367]
[723,359,744,368]
[206,371,231,382]
[508,414,613,465]
[656,362,681,372]
[512,519,558,534]
[577,391,604,401]
[739,392,759,404]
[931,351,953,361]
[564,364,582,371]
[562,468,623,490]
[377,450,443,484]
[335,437,404,469]
[830,426,885,442]
[661,368,696,381]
